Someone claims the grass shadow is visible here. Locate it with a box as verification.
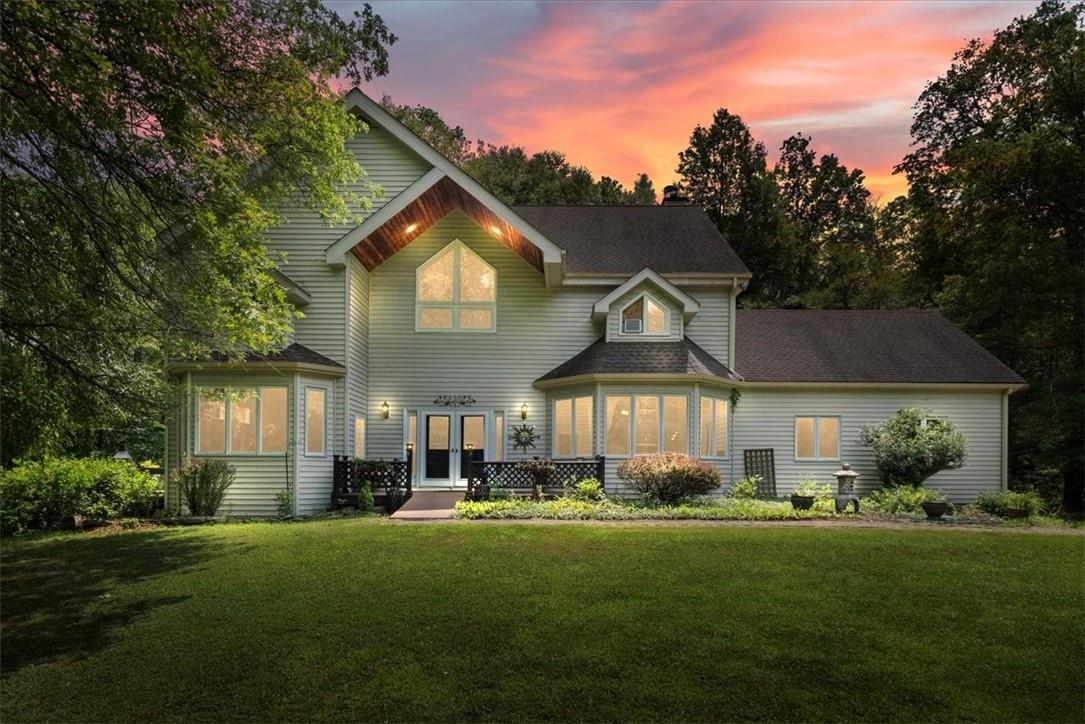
[1,529,225,675]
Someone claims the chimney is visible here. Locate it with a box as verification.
[661,184,688,206]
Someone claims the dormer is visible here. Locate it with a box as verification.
[592,268,701,343]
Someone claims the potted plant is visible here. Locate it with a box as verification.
[790,476,819,510]
[518,457,555,500]
[920,489,952,519]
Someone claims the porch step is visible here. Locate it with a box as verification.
[389,491,462,521]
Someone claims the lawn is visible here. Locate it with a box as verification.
[2,519,1082,722]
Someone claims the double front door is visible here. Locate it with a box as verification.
[420,411,488,487]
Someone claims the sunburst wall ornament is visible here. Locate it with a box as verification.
[509,423,539,453]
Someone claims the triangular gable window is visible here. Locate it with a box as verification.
[620,294,668,335]
[416,240,496,332]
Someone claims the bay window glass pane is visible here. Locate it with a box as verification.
[493,413,504,462]
[420,307,453,329]
[306,388,325,455]
[646,299,667,333]
[605,396,631,456]
[663,395,687,453]
[354,417,366,458]
[575,396,593,457]
[230,389,257,453]
[819,417,840,459]
[554,399,573,458]
[460,247,495,302]
[714,400,728,457]
[459,308,493,329]
[635,395,659,454]
[198,391,226,453]
[700,398,713,456]
[418,247,454,301]
[796,417,816,459]
[261,388,287,453]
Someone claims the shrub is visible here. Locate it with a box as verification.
[358,482,375,512]
[274,489,293,518]
[176,459,234,516]
[794,474,832,499]
[728,476,759,499]
[859,408,967,487]
[617,453,721,503]
[453,497,833,521]
[975,490,1046,518]
[0,457,159,535]
[863,485,945,515]
[568,478,605,502]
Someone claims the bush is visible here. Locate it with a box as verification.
[863,485,946,515]
[176,459,234,516]
[617,453,721,503]
[976,490,1046,518]
[0,457,159,534]
[274,489,292,518]
[859,408,967,487]
[794,474,832,499]
[358,481,375,512]
[728,476,759,499]
[568,478,605,502]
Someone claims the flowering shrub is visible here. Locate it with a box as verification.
[617,453,720,503]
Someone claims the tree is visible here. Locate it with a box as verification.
[895,0,1084,510]
[0,0,396,464]
[676,109,796,305]
[630,173,657,205]
[379,94,475,165]
[859,408,967,487]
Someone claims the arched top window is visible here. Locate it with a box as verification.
[620,293,668,335]
[416,240,496,332]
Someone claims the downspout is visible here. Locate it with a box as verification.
[1001,389,1009,491]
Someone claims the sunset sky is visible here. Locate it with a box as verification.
[336,1,1036,202]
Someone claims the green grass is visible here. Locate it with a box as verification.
[2,519,1082,722]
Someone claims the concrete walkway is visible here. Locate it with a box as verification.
[390,491,462,520]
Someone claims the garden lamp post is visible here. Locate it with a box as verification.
[834,464,860,513]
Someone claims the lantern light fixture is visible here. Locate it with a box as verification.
[520,402,528,420]
[381,401,390,419]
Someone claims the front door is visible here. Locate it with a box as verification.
[421,411,487,487]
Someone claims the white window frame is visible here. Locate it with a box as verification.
[605,393,690,458]
[794,415,841,461]
[698,395,729,459]
[415,239,497,333]
[618,292,669,337]
[304,386,329,458]
[552,395,594,459]
[195,386,289,456]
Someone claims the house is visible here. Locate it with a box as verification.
[164,89,1024,516]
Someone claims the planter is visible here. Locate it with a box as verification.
[790,494,815,510]
[1004,506,1029,519]
[921,501,950,519]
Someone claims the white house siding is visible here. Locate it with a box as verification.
[729,388,1004,502]
[604,281,684,341]
[296,373,339,515]
[346,257,370,457]
[367,211,604,465]
[683,286,731,366]
[181,372,297,518]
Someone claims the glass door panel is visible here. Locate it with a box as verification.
[425,414,451,482]
[459,414,486,483]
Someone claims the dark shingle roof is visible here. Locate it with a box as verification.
[735,310,1023,384]
[510,205,750,276]
[208,343,344,368]
[537,337,740,383]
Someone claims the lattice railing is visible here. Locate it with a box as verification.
[332,453,413,512]
[466,456,605,499]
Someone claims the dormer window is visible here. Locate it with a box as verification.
[620,294,668,335]
[416,240,496,332]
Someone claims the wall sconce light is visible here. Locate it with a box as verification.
[521,402,528,420]
[405,441,414,454]
[381,401,390,419]
[465,442,474,452]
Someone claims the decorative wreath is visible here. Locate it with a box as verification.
[509,423,540,452]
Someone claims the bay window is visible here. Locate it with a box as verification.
[305,388,326,456]
[699,396,729,458]
[605,394,689,457]
[795,416,840,460]
[553,395,594,458]
[416,240,496,332]
[197,387,288,455]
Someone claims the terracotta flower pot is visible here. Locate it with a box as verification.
[791,494,815,510]
[921,501,950,519]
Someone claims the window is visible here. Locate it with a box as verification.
[353,416,366,458]
[795,416,840,460]
[407,412,418,479]
[305,388,326,456]
[553,395,593,458]
[699,396,729,458]
[197,387,288,455]
[606,394,689,457]
[416,240,496,331]
[493,412,504,462]
[620,294,668,335]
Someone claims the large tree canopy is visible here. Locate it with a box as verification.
[0,0,396,462]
